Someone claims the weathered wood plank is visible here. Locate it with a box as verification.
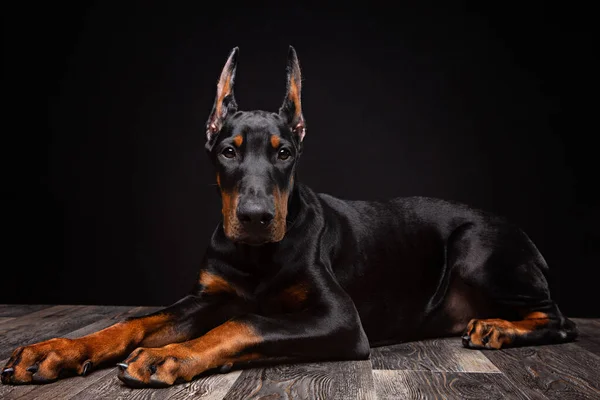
[164,371,242,400]
[12,307,160,400]
[370,337,500,373]
[373,370,532,400]
[0,305,76,329]
[0,307,597,400]
[64,349,242,400]
[70,370,239,400]
[575,340,600,357]
[0,305,80,356]
[64,373,140,400]
[0,304,53,318]
[0,304,219,400]
[571,318,600,356]
[571,318,600,329]
[0,306,149,400]
[572,319,600,342]
[483,343,600,400]
[0,305,134,359]
[223,360,376,400]
[0,376,39,399]
[22,369,117,400]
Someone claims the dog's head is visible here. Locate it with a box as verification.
[204,47,306,245]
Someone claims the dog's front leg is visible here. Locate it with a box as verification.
[117,272,371,387]
[1,292,246,385]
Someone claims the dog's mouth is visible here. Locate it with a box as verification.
[226,224,286,246]
[237,236,272,246]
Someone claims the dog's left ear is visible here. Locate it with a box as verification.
[206,47,239,143]
[279,46,306,142]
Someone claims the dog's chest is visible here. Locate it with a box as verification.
[240,278,310,315]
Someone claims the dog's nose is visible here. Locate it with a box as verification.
[237,201,274,227]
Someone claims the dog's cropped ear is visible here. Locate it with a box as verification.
[279,46,306,142]
[206,47,239,143]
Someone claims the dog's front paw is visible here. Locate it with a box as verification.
[1,338,91,385]
[117,345,195,388]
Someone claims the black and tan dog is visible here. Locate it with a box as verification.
[2,47,577,388]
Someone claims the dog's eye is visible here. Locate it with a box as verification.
[278,148,292,161]
[221,147,236,159]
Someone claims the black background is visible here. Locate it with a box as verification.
[2,2,597,316]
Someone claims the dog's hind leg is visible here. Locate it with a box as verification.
[447,222,577,350]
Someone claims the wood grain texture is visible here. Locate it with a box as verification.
[0,305,598,400]
[373,370,530,400]
[222,360,376,400]
[0,304,52,317]
[0,305,133,359]
[370,337,500,373]
[72,373,174,400]
[71,369,241,400]
[8,307,161,400]
[575,338,600,357]
[0,305,75,330]
[0,304,238,400]
[483,343,600,400]
[572,318,600,341]
[164,371,243,400]
[572,318,600,356]
[0,306,135,400]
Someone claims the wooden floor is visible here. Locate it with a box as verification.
[0,305,599,399]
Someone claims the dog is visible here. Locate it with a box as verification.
[1,46,577,388]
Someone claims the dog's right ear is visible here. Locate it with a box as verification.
[279,46,306,142]
[206,47,239,143]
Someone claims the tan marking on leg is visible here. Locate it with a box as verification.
[466,312,551,349]
[123,321,262,385]
[178,321,261,380]
[2,313,179,384]
[81,314,175,360]
[512,312,550,331]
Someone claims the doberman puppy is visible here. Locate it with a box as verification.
[2,47,577,388]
